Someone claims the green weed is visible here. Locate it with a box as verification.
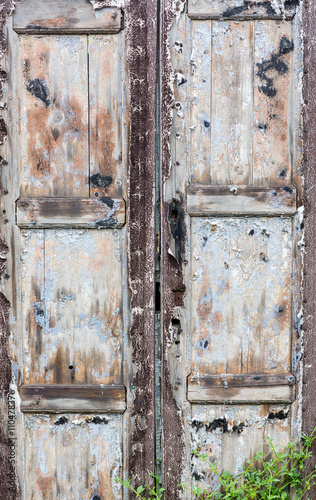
[116,429,316,499]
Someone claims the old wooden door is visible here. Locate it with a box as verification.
[0,0,157,498]
[161,0,303,497]
[0,0,306,498]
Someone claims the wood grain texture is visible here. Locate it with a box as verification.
[25,414,122,499]
[89,34,123,198]
[161,4,189,497]
[13,1,122,34]
[187,185,297,215]
[16,197,125,228]
[188,0,297,20]
[188,373,296,403]
[191,217,293,377]
[253,20,293,186]
[20,35,89,197]
[190,20,212,184]
[20,384,126,412]
[188,372,296,387]
[188,385,295,403]
[2,0,157,495]
[21,229,123,386]
[211,21,253,185]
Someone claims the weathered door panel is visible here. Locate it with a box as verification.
[161,1,303,497]
[1,0,157,498]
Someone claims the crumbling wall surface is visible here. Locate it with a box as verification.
[0,1,18,499]
[303,0,316,494]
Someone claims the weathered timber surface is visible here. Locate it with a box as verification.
[189,372,296,387]
[24,413,122,499]
[161,2,187,497]
[13,1,122,33]
[190,404,291,491]
[188,0,298,19]
[123,0,157,488]
[187,185,297,216]
[21,229,123,386]
[16,197,125,228]
[20,35,89,197]
[190,19,294,186]
[162,1,303,493]
[20,384,126,412]
[188,373,296,403]
[302,0,316,493]
[191,217,292,376]
[89,34,123,198]
[253,20,293,185]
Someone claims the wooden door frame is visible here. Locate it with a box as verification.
[303,0,316,496]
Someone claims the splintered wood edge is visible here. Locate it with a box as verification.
[187,373,296,404]
[16,197,126,229]
[20,384,127,413]
[13,5,122,34]
[187,185,297,216]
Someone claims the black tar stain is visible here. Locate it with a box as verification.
[26,78,50,107]
[87,417,109,425]
[90,173,113,190]
[268,410,289,420]
[191,419,204,431]
[206,418,228,433]
[100,196,114,209]
[222,0,299,18]
[54,416,68,426]
[168,197,186,265]
[192,472,204,481]
[256,36,294,97]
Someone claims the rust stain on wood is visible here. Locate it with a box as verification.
[90,108,116,196]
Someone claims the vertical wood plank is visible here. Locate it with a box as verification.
[25,415,57,499]
[88,414,123,499]
[89,34,122,198]
[20,35,89,197]
[190,20,212,184]
[191,217,292,376]
[126,0,157,486]
[55,418,90,498]
[211,21,253,185]
[21,230,45,384]
[161,5,191,497]
[253,21,293,186]
[42,229,122,385]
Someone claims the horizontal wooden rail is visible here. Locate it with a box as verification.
[20,384,126,413]
[187,185,297,216]
[188,0,297,20]
[13,1,122,34]
[16,197,125,229]
[187,373,296,404]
